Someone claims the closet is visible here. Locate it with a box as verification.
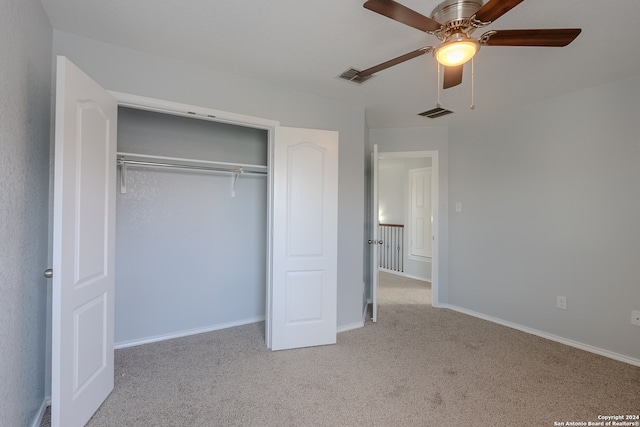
[51,57,338,425]
[114,107,269,347]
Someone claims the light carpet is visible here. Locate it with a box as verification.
[42,272,639,426]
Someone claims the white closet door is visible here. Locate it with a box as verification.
[271,126,338,351]
[52,56,116,427]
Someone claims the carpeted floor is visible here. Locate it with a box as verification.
[42,272,640,426]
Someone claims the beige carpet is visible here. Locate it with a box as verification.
[377,271,431,306]
[42,272,639,426]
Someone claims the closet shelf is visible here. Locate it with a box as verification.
[116,152,267,196]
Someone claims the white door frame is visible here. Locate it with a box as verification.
[107,91,280,347]
[375,150,439,306]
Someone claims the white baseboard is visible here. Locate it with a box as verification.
[379,268,430,282]
[30,398,50,427]
[403,272,431,282]
[363,299,370,322]
[379,268,404,276]
[114,316,265,349]
[337,320,365,333]
[440,304,640,368]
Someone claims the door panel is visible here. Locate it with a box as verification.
[370,144,379,322]
[271,127,338,351]
[409,168,432,258]
[52,56,116,427]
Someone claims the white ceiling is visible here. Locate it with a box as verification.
[41,0,640,128]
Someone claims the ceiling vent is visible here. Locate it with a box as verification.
[338,68,373,84]
[418,107,454,118]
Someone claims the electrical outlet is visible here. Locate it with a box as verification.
[631,310,640,327]
[557,296,567,310]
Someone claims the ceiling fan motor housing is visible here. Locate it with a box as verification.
[431,0,484,39]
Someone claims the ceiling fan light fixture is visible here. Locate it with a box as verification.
[434,34,479,67]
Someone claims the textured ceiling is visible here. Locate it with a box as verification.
[41,0,640,128]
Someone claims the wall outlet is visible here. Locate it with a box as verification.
[632,310,640,327]
[557,296,567,310]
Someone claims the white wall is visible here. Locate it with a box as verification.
[52,31,366,330]
[448,74,640,361]
[115,108,268,346]
[0,0,52,425]
[369,126,450,303]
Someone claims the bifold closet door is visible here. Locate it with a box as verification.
[271,126,338,351]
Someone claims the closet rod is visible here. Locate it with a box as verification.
[116,152,267,195]
[117,151,267,174]
[117,159,266,175]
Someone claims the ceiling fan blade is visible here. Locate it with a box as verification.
[363,0,442,33]
[474,0,526,24]
[443,65,463,89]
[480,29,582,47]
[357,47,433,78]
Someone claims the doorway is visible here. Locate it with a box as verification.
[378,157,432,282]
[111,91,280,349]
[114,106,269,349]
[369,149,439,321]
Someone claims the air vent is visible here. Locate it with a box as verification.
[338,68,373,84]
[418,107,454,118]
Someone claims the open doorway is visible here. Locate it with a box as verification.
[377,156,432,306]
[369,148,438,321]
[113,106,269,349]
[378,157,433,282]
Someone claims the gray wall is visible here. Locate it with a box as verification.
[448,74,640,360]
[369,126,450,303]
[0,0,52,425]
[52,31,366,330]
[115,108,268,345]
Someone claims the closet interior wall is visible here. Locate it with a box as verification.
[115,107,268,347]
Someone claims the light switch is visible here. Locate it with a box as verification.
[455,202,462,212]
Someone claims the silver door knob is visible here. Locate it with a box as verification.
[44,269,53,279]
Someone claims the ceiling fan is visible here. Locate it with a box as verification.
[347,0,581,89]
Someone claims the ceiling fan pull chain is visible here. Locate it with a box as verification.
[470,57,475,110]
[437,62,441,108]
